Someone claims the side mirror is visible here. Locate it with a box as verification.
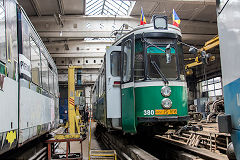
[165,44,171,64]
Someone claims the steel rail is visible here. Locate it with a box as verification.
[155,135,228,160]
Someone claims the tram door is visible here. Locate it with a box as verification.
[105,46,121,128]
[121,34,136,133]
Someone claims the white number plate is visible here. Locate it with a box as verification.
[143,110,155,116]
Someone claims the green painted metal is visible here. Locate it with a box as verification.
[135,40,143,53]
[121,87,137,133]
[36,86,41,93]
[37,125,41,135]
[0,62,6,75]
[147,46,175,54]
[134,85,188,118]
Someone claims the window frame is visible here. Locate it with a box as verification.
[29,36,41,86]
[41,51,49,91]
[146,44,179,80]
[121,34,134,84]
[134,39,145,81]
[110,51,121,77]
[48,67,54,94]
[54,72,59,97]
[122,40,132,83]
[0,2,6,64]
[133,37,183,82]
[201,77,223,97]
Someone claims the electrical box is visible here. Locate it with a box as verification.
[218,114,232,133]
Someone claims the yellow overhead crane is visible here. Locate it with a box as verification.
[185,36,219,75]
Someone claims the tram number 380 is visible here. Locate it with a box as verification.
[143,110,155,115]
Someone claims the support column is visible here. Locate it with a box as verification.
[68,66,75,134]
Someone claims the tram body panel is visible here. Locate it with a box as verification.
[0,0,19,154]
[0,0,59,155]
[105,46,121,119]
[134,82,188,119]
[217,0,240,159]
[121,34,136,133]
[0,77,19,153]
[121,83,136,133]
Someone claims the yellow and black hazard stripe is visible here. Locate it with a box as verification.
[69,98,75,106]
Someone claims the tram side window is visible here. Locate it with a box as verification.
[110,51,120,77]
[22,18,30,60]
[98,76,101,98]
[41,53,49,91]
[0,3,6,63]
[134,40,144,80]
[122,40,132,82]
[54,73,59,96]
[177,43,185,76]
[96,78,99,99]
[99,73,104,96]
[102,70,105,92]
[30,37,41,86]
[6,0,18,80]
[49,68,54,94]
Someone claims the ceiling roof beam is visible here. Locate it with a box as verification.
[36,31,217,41]
[30,15,217,45]
[57,0,64,15]
[189,5,206,21]
[30,16,217,34]
[51,53,105,58]
[30,0,42,16]
[44,41,112,46]
[57,65,101,69]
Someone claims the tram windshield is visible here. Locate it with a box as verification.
[147,46,177,80]
[134,39,181,81]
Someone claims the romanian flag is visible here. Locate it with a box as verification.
[140,7,146,25]
[172,9,181,27]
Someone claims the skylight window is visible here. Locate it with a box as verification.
[85,0,135,16]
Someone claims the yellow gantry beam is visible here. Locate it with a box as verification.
[185,35,219,71]
[202,36,219,51]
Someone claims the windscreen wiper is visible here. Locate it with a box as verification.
[150,56,169,85]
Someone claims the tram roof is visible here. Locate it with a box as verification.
[113,23,182,46]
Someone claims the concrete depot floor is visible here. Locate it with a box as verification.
[56,122,104,160]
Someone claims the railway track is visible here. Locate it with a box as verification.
[99,131,159,160]
[152,135,228,160]
[97,126,228,160]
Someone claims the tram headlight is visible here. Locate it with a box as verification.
[152,15,168,30]
[161,98,172,109]
[161,86,171,97]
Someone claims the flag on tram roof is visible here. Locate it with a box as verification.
[140,7,147,25]
[172,9,181,27]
